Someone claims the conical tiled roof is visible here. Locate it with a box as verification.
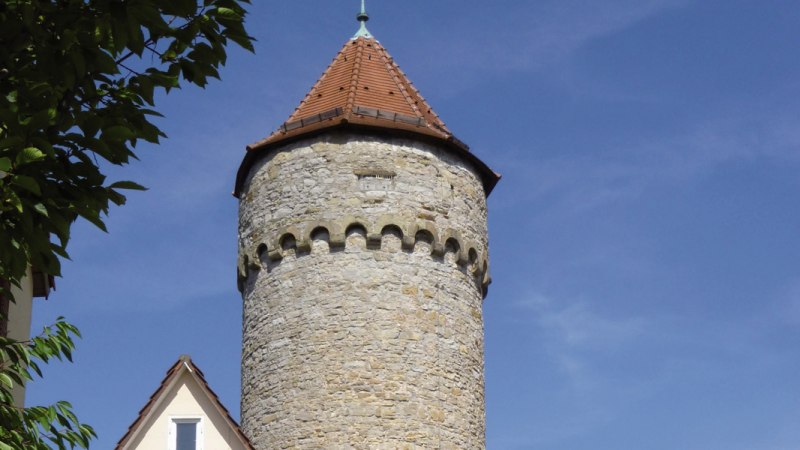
[293,37,452,134]
[236,35,499,197]
[251,36,454,148]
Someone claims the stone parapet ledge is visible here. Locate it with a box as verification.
[237,215,491,298]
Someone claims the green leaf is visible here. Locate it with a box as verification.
[0,373,13,388]
[109,180,147,191]
[77,210,108,232]
[6,191,23,213]
[0,157,11,172]
[223,28,255,52]
[179,60,199,83]
[102,125,134,141]
[94,50,119,74]
[16,147,45,165]
[11,175,41,196]
[136,76,155,105]
[47,209,71,238]
[107,190,127,206]
[216,7,241,19]
[32,203,49,217]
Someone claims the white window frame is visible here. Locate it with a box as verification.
[168,416,203,450]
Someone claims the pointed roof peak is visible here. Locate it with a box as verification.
[249,37,453,151]
[236,19,500,197]
[353,0,373,39]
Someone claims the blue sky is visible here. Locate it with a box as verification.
[26,1,800,449]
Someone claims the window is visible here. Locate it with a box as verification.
[176,421,196,450]
[170,418,202,450]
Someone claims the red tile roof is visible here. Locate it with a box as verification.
[115,355,253,450]
[235,36,499,197]
[284,37,450,136]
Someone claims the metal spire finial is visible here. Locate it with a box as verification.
[353,0,373,39]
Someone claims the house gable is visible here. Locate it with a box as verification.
[116,355,252,450]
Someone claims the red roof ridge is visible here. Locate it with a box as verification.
[395,61,450,132]
[377,43,421,118]
[345,39,364,114]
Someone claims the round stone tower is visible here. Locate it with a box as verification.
[235,7,498,449]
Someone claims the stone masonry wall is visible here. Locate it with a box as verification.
[238,131,490,449]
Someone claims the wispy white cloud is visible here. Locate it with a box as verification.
[514,291,646,388]
[496,108,800,214]
[413,0,688,93]
[505,282,800,450]
[501,289,668,447]
[517,292,645,349]
[512,283,795,386]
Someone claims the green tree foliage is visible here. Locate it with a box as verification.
[0,0,254,283]
[0,319,94,449]
[0,0,254,447]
